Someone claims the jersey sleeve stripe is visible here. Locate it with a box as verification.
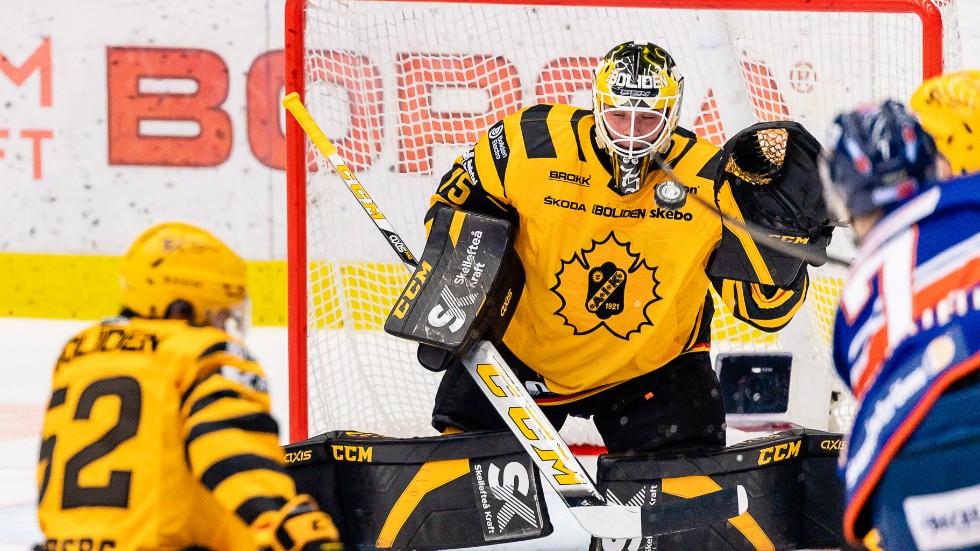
[47,386,67,410]
[235,495,288,526]
[185,412,280,449]
[683,294,713,350]
[665,129,698,167]
[188,389,241,416]
[181,365,268,409]
[570,109,590,161]
[697,149,725,181]
[180,371,220,406]
[196,340,256,362]
[199,454,284,492]
[716,275,808,332]
[520,104,557,159]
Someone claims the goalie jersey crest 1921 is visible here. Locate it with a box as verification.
[552,231,661,339]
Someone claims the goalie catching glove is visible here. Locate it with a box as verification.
[709,120,835,287]
[253,494,343,551]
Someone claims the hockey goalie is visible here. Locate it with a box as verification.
[285,39,843,551]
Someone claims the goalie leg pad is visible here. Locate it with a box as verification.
[283,429,552,550]
[589,428,845,551]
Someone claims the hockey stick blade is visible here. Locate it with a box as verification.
[570,485,747,539]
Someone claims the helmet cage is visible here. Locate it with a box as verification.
[593,41,684,194]
[206,297,251,339]
[595,91,682,158]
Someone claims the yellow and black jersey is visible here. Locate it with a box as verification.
[37,316,292,551]
[428,104,808,394]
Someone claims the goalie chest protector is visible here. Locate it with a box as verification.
[283,430,552,550]
[591,429,845,551]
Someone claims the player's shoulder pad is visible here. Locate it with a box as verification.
[193,334,267,393]
[507,103,588,134]
[666,126,723,168]
[535,103,590,120]
[196,338,256,363]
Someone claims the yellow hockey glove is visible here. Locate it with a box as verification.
[253,494,343,551]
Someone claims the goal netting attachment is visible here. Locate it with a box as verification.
[284,0,961,446]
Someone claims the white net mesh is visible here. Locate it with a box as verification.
[288,0,961,443]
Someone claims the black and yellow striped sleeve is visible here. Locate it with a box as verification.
[711,270,809,332]
[179,340,294,527]
[424,110,531,233]
[426,160,513,225]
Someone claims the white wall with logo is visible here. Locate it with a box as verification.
[0,1,286,258]
[1,1,979,262]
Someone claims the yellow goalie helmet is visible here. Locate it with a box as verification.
[120,222,249,335]
[593,40,684,194]
[910,69,980,176]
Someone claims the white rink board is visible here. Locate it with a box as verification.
[0,1,286,259]
[0,1,978,261]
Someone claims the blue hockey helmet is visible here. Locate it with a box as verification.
[821,100,940,222]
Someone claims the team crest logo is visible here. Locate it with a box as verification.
[551,232,660,339]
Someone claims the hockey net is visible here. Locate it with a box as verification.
[284,0,961,445]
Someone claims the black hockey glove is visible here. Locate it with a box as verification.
[709,121,834,286]
[254,494,344,551]
[722,120,833,266]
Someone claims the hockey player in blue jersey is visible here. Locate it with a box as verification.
[821,74,980,550]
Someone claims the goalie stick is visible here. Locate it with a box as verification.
[282,92,748,539]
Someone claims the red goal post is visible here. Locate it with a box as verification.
[283,0,961,443]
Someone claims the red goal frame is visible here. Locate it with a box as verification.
[283,0,949,442]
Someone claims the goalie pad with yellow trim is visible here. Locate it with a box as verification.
[590,429,845,551]
[283,430,552,550]
[709,121,834,287]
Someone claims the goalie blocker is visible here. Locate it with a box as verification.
[384,205,525,371]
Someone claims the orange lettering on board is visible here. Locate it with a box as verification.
[0,38,52,107]
[106,47,231,167]
[396,53,521,174]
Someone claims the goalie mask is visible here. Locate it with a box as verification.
[120,222,250,336]
[593,40,684,194]
[910,69,980,176]
[821,100,940,223]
